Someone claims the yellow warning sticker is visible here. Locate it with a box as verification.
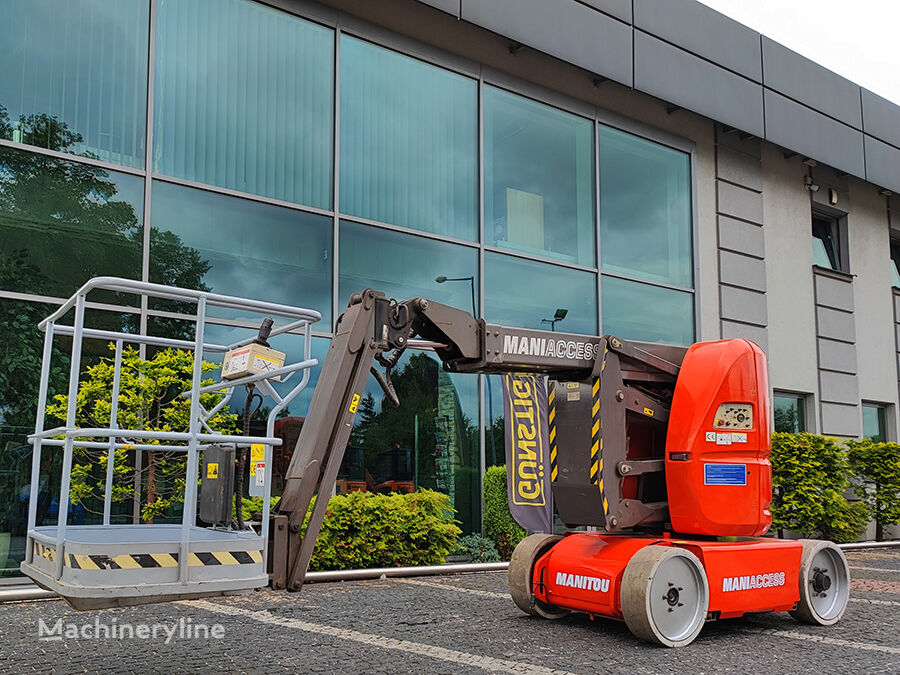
[207,463,219,479]
[250,444,265,463]
[349,393,360,414]
[643,407,654,417]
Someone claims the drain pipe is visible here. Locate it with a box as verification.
[305,561,509,584]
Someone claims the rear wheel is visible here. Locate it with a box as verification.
[620,545,709,647]
[789,539,850,626]
[508,534,569,619]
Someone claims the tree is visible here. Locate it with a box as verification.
[46,345,237,523]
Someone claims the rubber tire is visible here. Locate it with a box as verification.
[508,534,569,619]
[620,545,710,648]
[789,539,850,626]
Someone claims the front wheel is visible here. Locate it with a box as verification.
[789,539,850,626]
[508,534,569,620]
[620,545,710,647]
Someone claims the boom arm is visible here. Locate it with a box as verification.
[273,289,684,591]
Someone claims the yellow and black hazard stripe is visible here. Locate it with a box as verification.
[34,541,56,562]
[65,550,263,570]
[548,385,558,482]
[589,377,609,516]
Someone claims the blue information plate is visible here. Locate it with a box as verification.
[704,463,747,486]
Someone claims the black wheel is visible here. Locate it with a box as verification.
[508,534,568,619]
[789,539,850,626]
[620,545,710,647]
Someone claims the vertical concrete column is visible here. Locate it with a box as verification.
[714,125,767,350]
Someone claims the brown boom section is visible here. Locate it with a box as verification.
[272,290,686,591]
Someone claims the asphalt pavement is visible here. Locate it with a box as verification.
[0,547,897,674]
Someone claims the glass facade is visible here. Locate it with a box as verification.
[150,180,333,324]
[484,87,594,265]
[153,0,334,208]
[0,0,149,168]
[485,252,597,334]
[0,0,697,575]
[339,36,477,240]
[0,146,144,301]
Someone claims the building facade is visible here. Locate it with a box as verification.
[1,0,898,579]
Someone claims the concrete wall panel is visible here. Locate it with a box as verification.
[864,136,900,194]
[462,0,633,86]
[634,0,761,82]
[862,89,900,149]
[817,338,857,375]
[720,286,767,326]
[820,370,860,404]
[814,274,855,312]
[762,37,862,130]
[634,32,764,137]
[719,250,766,292]
[578,0,632,23]
[716,146,763,192]
[764,90,865,178]
[820,402,861,437]
[718,216,764,258]
[717,181,764,224]
[721,320,768,352]
[816,306,856,343]
[416,0,459,16]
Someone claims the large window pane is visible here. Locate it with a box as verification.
[339,221,478,315]
[154,0,334,208]
[0,146,144,300]
[150,181,333,325]
[598,126,692,287]
[773,393,806,433]
[340,36,477,240]
[0,0,148,167]
[485,252,597,334]
[602,275,693,344]
[484,87,595,265]
[862,403,887,442]
[347,350,480,534]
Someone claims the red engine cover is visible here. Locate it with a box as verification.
[665,339,772,536]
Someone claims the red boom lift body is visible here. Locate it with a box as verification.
[267,290,850,647]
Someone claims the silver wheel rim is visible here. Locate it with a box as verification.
[648,554,707,643]
[806,547,849,621]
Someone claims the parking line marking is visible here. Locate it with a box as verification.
[393,578,509,599]
[183,600,575,675]
[747,628,900,655]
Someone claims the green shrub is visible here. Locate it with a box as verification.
[452,533,501,563]
[845,440,900,541]
[232,496,279,521]
[770,432,868,542]
[304,489,461,571]
[483,465,526,560]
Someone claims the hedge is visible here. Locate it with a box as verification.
[845,439,900,541]
[302,489,461,571]
[770,432,868,542]
[482,465,526,560]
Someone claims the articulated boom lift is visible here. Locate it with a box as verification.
[273,289,850,647]
[22,280,848,647]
